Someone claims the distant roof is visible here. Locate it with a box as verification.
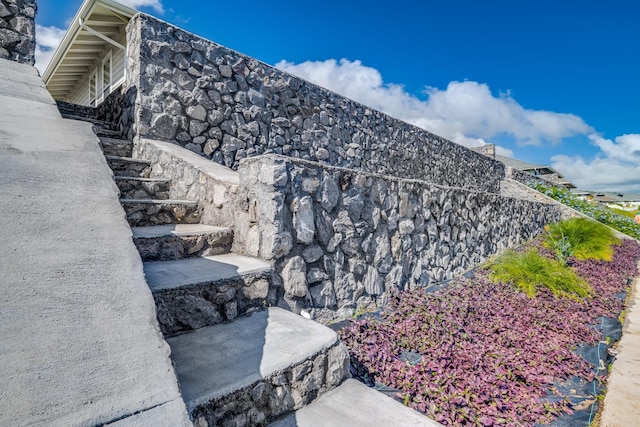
[597,192,640,202]
[43,0,137,100]
[570,190,640,202]
[494,155,551,172]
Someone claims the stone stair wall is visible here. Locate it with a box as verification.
[132,137,244,233]
[129,132,562,323]
[122,13,505,194]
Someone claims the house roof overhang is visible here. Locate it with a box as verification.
[42,0,136,101]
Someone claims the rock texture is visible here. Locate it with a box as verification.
[125,14,504,193]
[239,155,561,322]
[0,0,36,65]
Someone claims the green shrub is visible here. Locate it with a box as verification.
[544,227,574,266]
[487,249,591,299]
[528,182,640,240]
[545,218,619,261]
[609,207,636,219]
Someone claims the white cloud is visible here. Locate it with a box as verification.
[34,24,66,74]
[276,58,640,192]
[552,134,640,192]
[117,0,164,13]
[275,59,592,153]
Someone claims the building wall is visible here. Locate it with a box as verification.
[66,30,127,106]
[125,14,505,194]
[0,0,36,65]
[238,155,561,322]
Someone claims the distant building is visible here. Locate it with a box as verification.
[471,144,576,188]
[571,190,640,210]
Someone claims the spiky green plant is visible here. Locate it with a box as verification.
[544,227,574,266]
[487,249,591,299]
[545,218,619,261]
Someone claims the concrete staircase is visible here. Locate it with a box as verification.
[59,104,440,426]
[57,108,349,426]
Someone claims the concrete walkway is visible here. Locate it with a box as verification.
[0,59,190,426]
[600,258,640,426]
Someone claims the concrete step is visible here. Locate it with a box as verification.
[270,379,442,427]
[99,137,133,157]
[56,100,95,118]
[120,199,201,227]
[132,223,233,261]
[115,176,170,200]
[166,307,350,426]
[106,155,151,177]
[93,126,122,138]
[61,112,116,129]
[145,254,273,335]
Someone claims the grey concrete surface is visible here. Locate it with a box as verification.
[270,379,442,427]
[166,307,338,411]
[0,59,191,426]
[144,253,272,291]
[600,259,640,426]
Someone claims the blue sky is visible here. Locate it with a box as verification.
[36,0,640,192]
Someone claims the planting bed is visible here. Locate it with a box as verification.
[340,239,640,426]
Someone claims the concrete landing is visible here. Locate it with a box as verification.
[144,253,272,291]
[166,307,338,411]
[0,58,190,426]
[600,259,640,426]
[270,379,442,427]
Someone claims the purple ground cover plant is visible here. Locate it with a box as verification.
[339,239,640,426]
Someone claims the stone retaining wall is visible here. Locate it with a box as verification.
[0,0,36,65]
[125,13,505,193]
[238,155,561,322]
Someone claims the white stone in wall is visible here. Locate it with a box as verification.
[292,196,315,244]
[281,256,308,298]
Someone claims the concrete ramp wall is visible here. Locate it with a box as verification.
[0,58,190,426]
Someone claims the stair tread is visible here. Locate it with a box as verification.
[114,176,170,183]
[166,307,337,412]
[100,136,131,144]
[120,198,197,205]
[106,155,149,163]
[145,254,271,291]
[269,379,441,427]
[132,224,230,239]
[61,113,112,126]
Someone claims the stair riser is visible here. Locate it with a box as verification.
[117,179,170,200]
[94,127,122,138]
[108,159,151,178]
[135,231,233,261]
[123,203,201,227]
[61,114,118,130]
[100,140,133,157]
[154,271,275,337]
[190,344,349,426]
